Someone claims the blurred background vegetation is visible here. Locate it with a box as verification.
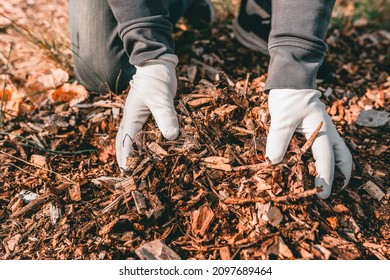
[212,0,390,30]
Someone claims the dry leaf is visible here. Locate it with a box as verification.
[1,87,13,102]
[50,81,89,106]
[26,68,69,104]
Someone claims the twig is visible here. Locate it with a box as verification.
[300,121,323,155]
[231,234,275,260]
[224,187,322,205]
[0,150,76,184]
[10,194,52,218]
[8,163,37,178]
[241,73,250,96]
[232,162,270,172]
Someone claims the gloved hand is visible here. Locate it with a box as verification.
[265,89,353,199]
[116,54,180,172]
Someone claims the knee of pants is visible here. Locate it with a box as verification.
[72,53,135,94]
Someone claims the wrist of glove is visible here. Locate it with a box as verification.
[265,89,353,199]
[116,54,179,172]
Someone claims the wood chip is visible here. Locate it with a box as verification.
[191,204,215,236]
[114,176,137,193]
[278,237,294,259]
[313,244,332,260]
[219,246,231,260]
[69,183,81,201]
[148,142,169,159]
[187,97,213,108]
[10,194,52,218]
[201,156,232,171]
[7,234,21,252]
[361,180,385,201]
[135,240,181,260]
[147,194,165,219]
[132,190,147,215]
[213,104,237,120]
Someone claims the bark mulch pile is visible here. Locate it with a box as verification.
[0,4,389,260]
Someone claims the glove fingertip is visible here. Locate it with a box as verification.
[315,177,332,200]
[162,127,180,141]
[265,149,285,165]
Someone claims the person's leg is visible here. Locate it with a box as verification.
[234,0,334,83]
[68,0,194,94]
[68,0,132,93]
[264,0,335,91]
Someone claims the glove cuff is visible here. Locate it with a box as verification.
[137,54,178,67]
[269,88,322,104]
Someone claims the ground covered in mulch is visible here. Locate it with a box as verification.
[0,1,389,260]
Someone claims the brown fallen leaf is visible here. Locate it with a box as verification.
[50,81,89,106]
[1,87,13,102]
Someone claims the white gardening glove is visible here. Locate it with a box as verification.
[266,89,353,199]
[116,54,180,172]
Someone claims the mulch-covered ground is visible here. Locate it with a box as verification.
[0,1,389,260]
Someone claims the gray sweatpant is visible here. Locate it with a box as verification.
[265,0,335,91]
[68,0,334,93]
[68,0,192,93]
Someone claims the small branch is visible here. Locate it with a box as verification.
[0,150,76,184]
[224,187,322,205]
[232,162,270,172]
[300,121,323,155]
[10,194,52,218]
